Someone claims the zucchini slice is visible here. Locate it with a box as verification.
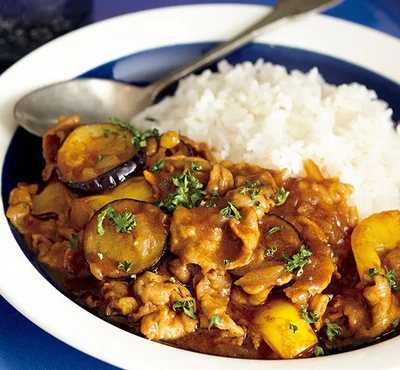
[56,123,146,193]
[84,199,169,280]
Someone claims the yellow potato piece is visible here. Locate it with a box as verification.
[253,298,318,358]
[351,210,400,279]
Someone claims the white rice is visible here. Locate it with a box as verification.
[132,59,400,219]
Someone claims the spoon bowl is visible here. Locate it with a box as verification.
[14,78,152,136]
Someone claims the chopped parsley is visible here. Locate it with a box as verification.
[239,180,269,201]
[324,322,341,340]
[103,128,126,138]
[392,318,399,328]
[327,294,333,301]
[97,252,104,260]
[69,234,79,250]
[169,277,176,284]
[109,117,159,149]
[220,202,242,220]
[264,247,278,257]
[208,314,224,330]
[117,260,133,272]
[367,268,380,277]
[367,267,399,290]
[191,162,203,172]
[289,323,298,333]
[301,307,319,324]
[150,158,166,172]
[130,274,137,280]
[268,226,282,235]
[308,276,314,282]
[314,346,324,357]
[97,153,103,161]
[383,269,398,289]
[172,300,197,320]
[157,171,206,213]
[282,245,312,276]
[97,205,137,235]
[223,259,231,265]
[275,187,290,206]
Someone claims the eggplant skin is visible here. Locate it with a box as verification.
[57,148,146,194]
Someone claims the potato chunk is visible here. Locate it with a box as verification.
[252,298,317,358]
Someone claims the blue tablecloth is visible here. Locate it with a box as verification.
[0,1,399,369]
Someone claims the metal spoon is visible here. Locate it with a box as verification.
[14,0,341,137]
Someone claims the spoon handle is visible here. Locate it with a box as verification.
[148,0,342,101]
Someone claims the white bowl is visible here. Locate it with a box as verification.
[1,5,400,370]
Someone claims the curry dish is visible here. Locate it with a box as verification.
[6,115,400,359]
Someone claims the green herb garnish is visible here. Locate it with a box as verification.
[97,205,136,235]
[275,187,290,206]
[157,171,206,213]
[223,259,231,265]
[368,268,399,290]
[208,314,224,330]
[97,252,104,260]
[282,245,312,276]
[367,268,380,277]
[172,300,197,320]
[239,180,269,201]
[289,323,298,333]
[314,346,324,357]
[324,322,341,340]
[109,117,159,149]
[392,318,399,328]
[268,226,282,235]
[191,162,203,172]
[220,202,242,220]
[117,260,133,272]
[301,307,319,324]
[97,153,103,161]
[264,247,278,257]
[384,269,398,289]
[69,234,79,250]
[169,277,176,284]
[150,159,166,172]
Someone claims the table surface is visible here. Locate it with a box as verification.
[1,1,399,369]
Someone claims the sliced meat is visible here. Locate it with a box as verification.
[132,272,197,341]
[343,275,399,338]
[170,206,259,272]
[234,265,293,306]
[195,270,244,338]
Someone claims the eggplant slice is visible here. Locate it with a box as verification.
[84,199,169,280]
[56,123,146,194]
[231,214,305,276]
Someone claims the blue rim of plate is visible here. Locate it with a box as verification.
[2,41,400,353]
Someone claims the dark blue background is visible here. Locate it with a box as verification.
[1,1,399,369]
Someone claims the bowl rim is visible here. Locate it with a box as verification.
[1,4,400,369]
